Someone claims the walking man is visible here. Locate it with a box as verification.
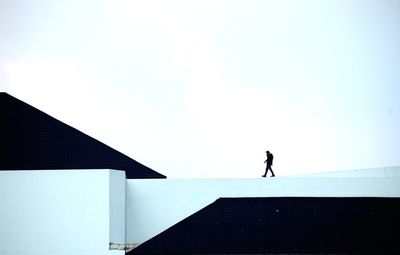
[262,150,275,177]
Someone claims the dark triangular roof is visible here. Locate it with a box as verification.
[0,92,165,179]
[129,197,400,254]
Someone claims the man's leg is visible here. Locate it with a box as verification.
[262,166,267,177]
[268,165,275,177]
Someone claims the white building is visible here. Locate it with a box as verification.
[1,92,399,254]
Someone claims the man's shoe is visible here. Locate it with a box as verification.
[271,175,275,177]
[262,175,266,177]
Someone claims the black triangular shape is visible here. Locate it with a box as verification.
[129,197,400,254]
[0,92,165,179]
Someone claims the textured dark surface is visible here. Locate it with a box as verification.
[129,197,400,254]
[0,92,165,179]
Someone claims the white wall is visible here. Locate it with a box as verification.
[3,167,398,252]
[126,167,400,244]
[109,170,126,245]
[0,170,125,255]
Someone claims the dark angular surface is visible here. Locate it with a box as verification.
[0,92,165,179]
[129,197,400,254]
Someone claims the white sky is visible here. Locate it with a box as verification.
[1,0,400,178]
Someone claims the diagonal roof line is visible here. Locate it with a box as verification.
[0,92,166,179]
[129,197,400,254]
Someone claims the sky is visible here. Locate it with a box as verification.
[1,0,400,178]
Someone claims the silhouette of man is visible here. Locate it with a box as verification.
[262,150,275,177]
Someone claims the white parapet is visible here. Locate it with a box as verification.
[126,167,400,244]
[0,169,126,255]
[287,165,400,177]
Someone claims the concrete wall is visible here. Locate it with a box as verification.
[0,170,125,255]
[109,170,126,245]
[2,167,399,252]
[126,167,400,244]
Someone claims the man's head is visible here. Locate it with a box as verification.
[266,150,270,155]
